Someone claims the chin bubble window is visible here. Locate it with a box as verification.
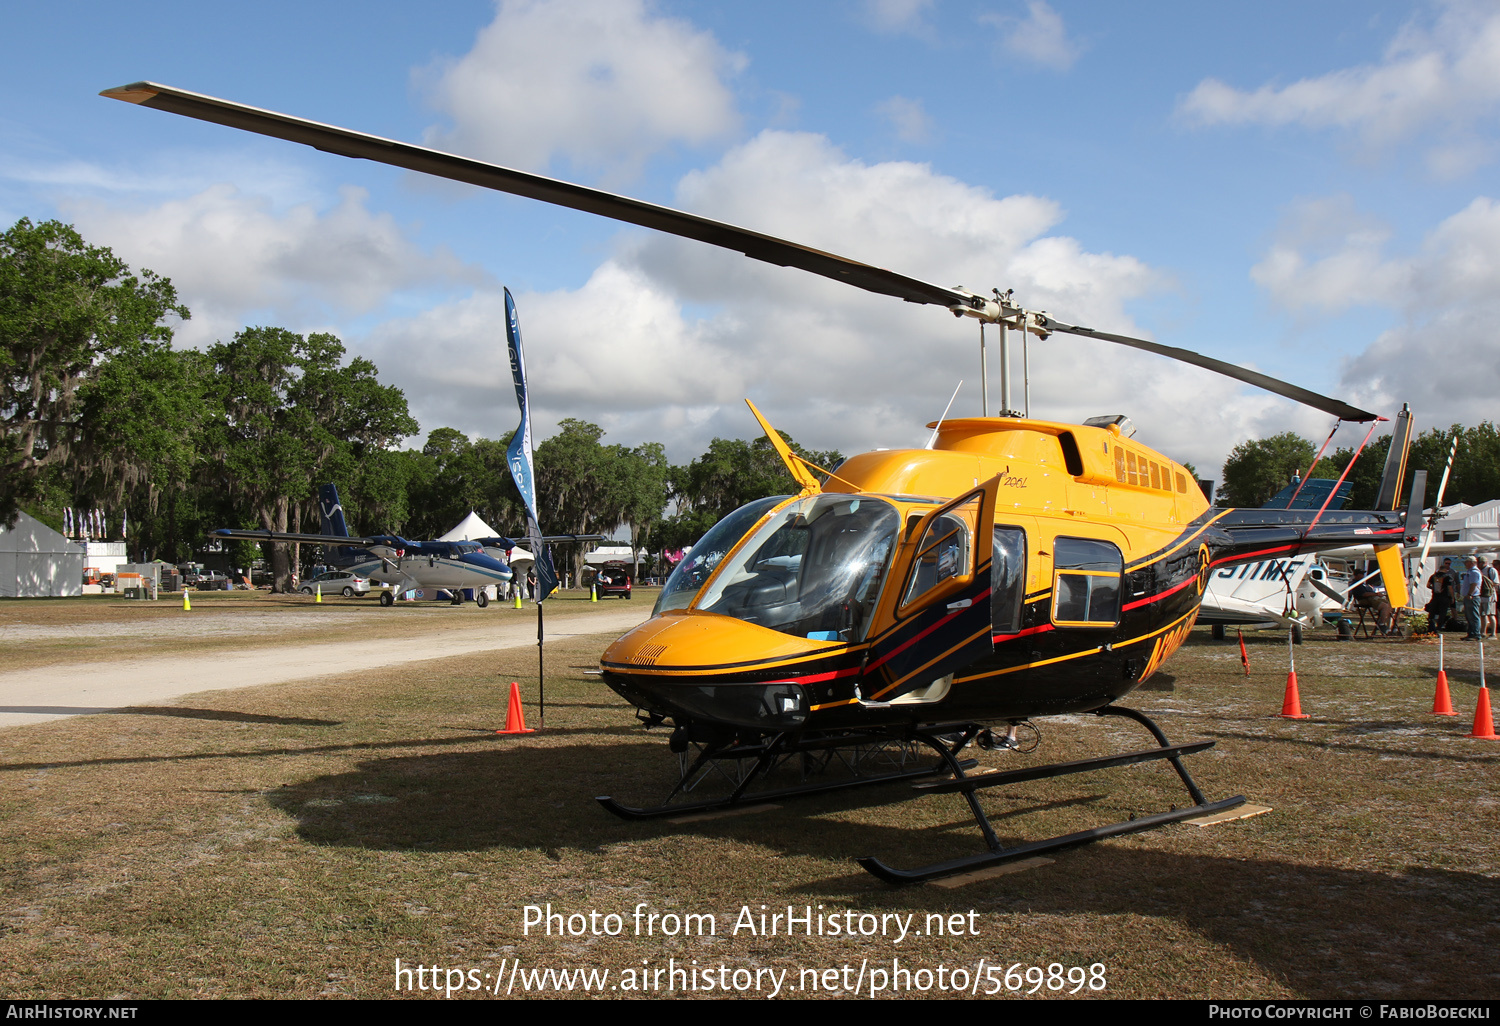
[1051,537,1123,628]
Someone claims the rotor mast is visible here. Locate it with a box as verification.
[951,288,1042,418]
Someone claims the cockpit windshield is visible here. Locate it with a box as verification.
[694,495,901,643]
[654,496,788,616]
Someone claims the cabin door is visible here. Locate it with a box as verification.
[862,476,1000,702]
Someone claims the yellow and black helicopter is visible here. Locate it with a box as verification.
[103,82,1423,884]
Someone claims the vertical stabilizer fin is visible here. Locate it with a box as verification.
[1374,404,1414,510]
[745,399,822,494]
[318,483,350,538]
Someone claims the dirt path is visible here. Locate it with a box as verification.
[0,605,649,728]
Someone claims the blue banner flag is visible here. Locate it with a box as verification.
[504,288,538,526]
[503,288,559,601]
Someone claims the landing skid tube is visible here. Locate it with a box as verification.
[596,726,980,822]
[858,706,1245,886]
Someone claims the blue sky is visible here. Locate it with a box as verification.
[5,0,1497,477]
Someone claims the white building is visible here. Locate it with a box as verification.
[82,540,128,576]
[0,513,84,598]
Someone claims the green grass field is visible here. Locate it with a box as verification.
[0,605,1495,1000]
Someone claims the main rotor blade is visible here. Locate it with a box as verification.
[100,81,972,311]
[1039,317,1380,422]
[102,81,1381,422]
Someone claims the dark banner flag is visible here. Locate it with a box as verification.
[503,288,559,601]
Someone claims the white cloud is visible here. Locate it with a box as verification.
[63,184,483,348]
[1178,2,1500,176]
[862,0,936,35]
[362,260,753,444]
[1250,196,1406,313]
[875,96,934,144]
[982,1,1080,72]
[1252,194,1500,428]
[419,0,744,180]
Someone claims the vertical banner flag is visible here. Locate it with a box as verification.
[504,288,559,601]
[64,508,72,537]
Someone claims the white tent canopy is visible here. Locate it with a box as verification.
[439,512,533,570]
[0,512,84,598]
[1431,501,1500,544]
[438,511,501,542]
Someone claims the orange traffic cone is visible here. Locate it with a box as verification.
[1238,629,1250,677]
[1279,669,1309,719]
[1433,670,1457,716]
[1279,625,1308,719]
[1468,687,1497,739]
[1433,633,1456,715]
[497,681,536,735]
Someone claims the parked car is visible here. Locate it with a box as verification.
[299,570,371,597]
[594,564,633,599]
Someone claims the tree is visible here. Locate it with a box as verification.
[606,442,669,577]
[398,427,524,539]
[0,218,188,526]
[74,345,210,561]
[205,327,416,591]
[1219,432,1337,508]
[535,419,617,584]
[1326,434,1392,510]
[673,433,843,524]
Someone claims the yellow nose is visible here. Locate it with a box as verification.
[602,609,841,672]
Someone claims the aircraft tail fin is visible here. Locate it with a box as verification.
[319,483,351,538]
[1374,403,1414,510]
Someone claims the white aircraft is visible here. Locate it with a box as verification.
[1199,555,1344,642]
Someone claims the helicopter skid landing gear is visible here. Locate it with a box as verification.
[857,705,1244,885]
[596,727,979,822]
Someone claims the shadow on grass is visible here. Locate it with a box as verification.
[0,724,640,772]
[1204,729,1500,764]
[1136,673,1176,692]
[0,704,338,725]
[122,706,340,726]
[269,738,1498,997]
[969,846,1497,998]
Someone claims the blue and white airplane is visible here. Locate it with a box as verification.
[215,484,570,607]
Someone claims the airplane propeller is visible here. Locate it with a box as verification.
[102,81,1380,423]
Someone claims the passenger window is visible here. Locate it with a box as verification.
[902,513,967,607]
[900,493,983,609]
[992,527,1027,634]
[1051,537,1123,628]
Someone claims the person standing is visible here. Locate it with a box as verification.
[1428,559,1455,632]
[1483,557,1500,639]
[1461,556,1483,640]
